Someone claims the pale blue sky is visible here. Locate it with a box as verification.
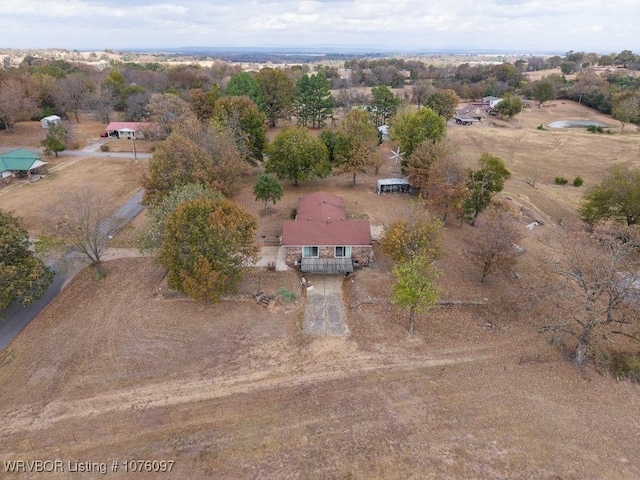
[2,0,638,53]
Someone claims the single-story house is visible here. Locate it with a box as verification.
[281,191,372,274]
[376,178,412,195]
[0,149,48,185]
[40,115,61,128]
[104,122,159,139]
[453,113,476,125]
[455,104,489,122]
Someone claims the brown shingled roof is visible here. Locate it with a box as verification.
[281,191,371,246]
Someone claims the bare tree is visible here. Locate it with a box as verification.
[86,84,116,124]
[411,80,436,108]
[54,76,88,123]
[469,201,523,283]
[147,93,194,139]
[47,188,124,278]
[542,225,640,365]
[0,77,39,132]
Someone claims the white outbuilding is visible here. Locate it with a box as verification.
[40,115,61,128]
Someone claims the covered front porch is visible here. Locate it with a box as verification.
[300,257,354,274]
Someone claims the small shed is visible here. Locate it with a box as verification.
[376,178,412,195]
[378,125,390,142]
[40,115,61,128]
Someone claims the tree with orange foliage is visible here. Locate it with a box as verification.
[159,197,258,304]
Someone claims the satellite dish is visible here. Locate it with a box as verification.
[390,147,404,166]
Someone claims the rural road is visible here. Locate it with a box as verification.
[0,189,146,350]
[0,145,152,160]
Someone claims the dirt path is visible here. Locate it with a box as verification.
[0,340,490,437]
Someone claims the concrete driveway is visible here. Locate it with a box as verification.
[303,275,349,335]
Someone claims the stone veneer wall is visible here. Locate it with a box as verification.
[285,246,371,268]
[0,176,14,187]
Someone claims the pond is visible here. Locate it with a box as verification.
[547,120,609,129]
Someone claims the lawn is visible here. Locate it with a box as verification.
[1,100,640,479]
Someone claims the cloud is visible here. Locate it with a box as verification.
[0,0,637,52]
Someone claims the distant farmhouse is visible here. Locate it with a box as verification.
[281,191,372,274]
[104,122,160,139]
[454,97,503,125]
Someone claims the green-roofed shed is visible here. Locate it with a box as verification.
[0,149,48,184]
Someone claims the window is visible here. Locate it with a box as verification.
[302,246,318,258]
[335,246,351,258]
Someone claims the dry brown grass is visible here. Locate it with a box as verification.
[448,100,640,223]
[0,156,147,236]
[1,101,640,479]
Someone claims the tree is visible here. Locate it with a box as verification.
[256,68,294,127]
[264,126,331,186]
[493,94,523,120]
[147,93,194,139]
[334,88,370,110]
[332,108,379,186]
[532,80,555,107]
[411,80,436,108]
[390,107,446,158]
[213,96,267,164]
[405,140,455,193]
[226,72,264,111]
[570,71,607,105]
[188,87,220,122]
[136,184,222,252]
[612,93,640,131]
[254,173,284,214]
[370,85,401,126]
[542,225,640,365]
[318,128,338,163]
[158,197,259,304]
[579,165,640,227]
[143,119,247,203]
[293,73,333,128]
[424,155,469,224]
[381,203,443,264]
[463,153,511,224]
[0,209,53,311]
[0,78,39,132]
[86,84,116,124]
[124,91,151,122]
[392,256,441,335]
[54,75,88,123]
[425,89,459,120]
[45,188,124,278]
[40,121,67,157]
[469,202,522,283]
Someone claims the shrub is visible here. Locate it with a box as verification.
[100,144,110,152]
[537,124,548,131]
[607,351,640,383]
[573,176,584,187]
[266,261,276,271]
[587,125,604,133]
[554,176,568,185]
[290,207,297,220]
[277,287,297,302]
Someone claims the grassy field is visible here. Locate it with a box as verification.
[1,101,640,478]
